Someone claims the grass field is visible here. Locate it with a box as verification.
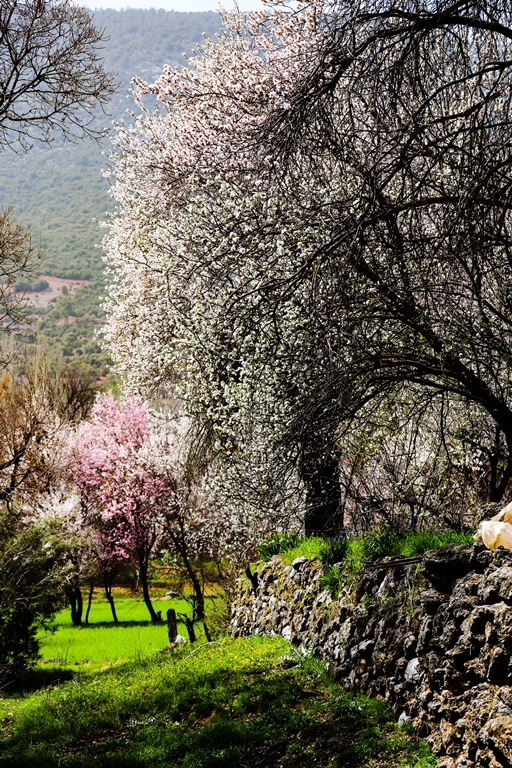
[0,581,439,767]
[38,590,210,670]
[0,636,436,768]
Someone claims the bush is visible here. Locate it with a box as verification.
[358,526,475,570]
[317,536,348,599]
[0,513,70,681]
[397,528,474,557]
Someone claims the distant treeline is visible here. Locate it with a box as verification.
[15,279,49,293]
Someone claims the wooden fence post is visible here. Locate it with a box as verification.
[166,608,178,644]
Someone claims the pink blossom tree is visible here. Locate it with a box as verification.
[69,392,175,623]
[70,392,276,634]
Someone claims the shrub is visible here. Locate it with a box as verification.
[317,536,348,599]
[398,528,474,557]
[0,513,70,681]
[358,526,475,570]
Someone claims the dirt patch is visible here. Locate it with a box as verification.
[24,275,89,308]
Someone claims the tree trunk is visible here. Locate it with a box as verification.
[488,428,512,503]
[302,453,343,536]
[104,576,118,623]
[202,618,212,643]
[139,558,159,623]
[65,585,83,626]
[184,616,196,643]
[85,581,94,625]
[180,548,211,640]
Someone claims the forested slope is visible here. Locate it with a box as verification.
[0,9,222,280]
[0,9,223,375]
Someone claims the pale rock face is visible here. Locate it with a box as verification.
[404,657,422,683]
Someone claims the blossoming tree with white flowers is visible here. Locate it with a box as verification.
[103,0,512,534]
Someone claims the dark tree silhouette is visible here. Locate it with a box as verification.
[0,0,115,151]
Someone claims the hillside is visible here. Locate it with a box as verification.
[0,9,223,280]
[0,9,223,375]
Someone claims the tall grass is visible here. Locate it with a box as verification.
[263,528,474,572]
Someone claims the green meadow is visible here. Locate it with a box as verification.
[39,592,194,670]
[0,580,438,767]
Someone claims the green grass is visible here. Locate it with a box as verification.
[267,528,474,572]
[0,636,436,768]
[388,528,474,557]
[39,595,193,670]
[278,535,325,564]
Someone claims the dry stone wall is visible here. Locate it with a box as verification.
[229,544,512,768]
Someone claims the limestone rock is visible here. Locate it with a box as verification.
[405,657,423,683]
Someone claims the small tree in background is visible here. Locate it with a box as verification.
[0,0,115,150]
[69,393,277,633]
[70,392,175,623]
[0,351,96,514]
[39,488,127,625]
[0,209,40,354]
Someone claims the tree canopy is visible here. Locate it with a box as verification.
[0,0,115,151]
[104,0,512,532]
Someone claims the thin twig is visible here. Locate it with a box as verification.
[366,556,423,570]
[182,641,221,662]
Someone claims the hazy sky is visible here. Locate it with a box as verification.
[82,1,260,11]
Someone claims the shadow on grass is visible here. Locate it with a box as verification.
[2,666,75,695]
[0,660,432,768]
[71,620,168,629]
